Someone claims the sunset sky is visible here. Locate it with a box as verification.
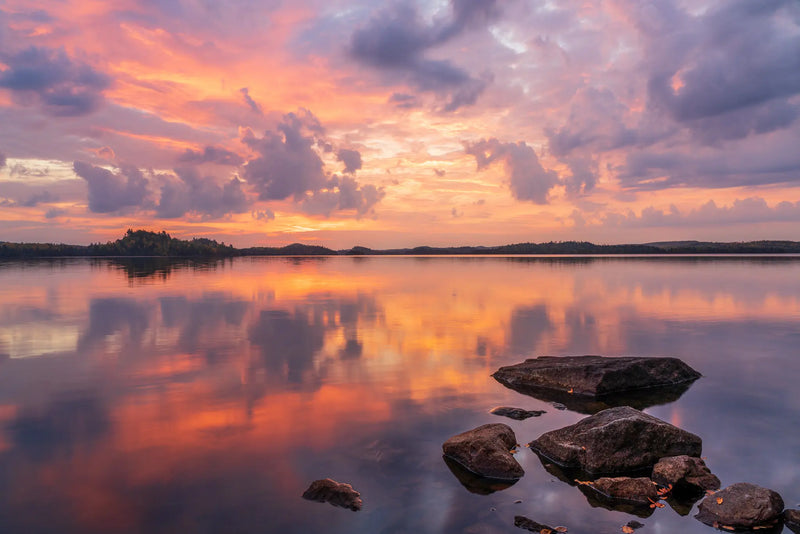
[1,0,799,248]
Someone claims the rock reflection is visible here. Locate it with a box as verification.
[442,455,518,495]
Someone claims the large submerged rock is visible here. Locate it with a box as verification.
[302,478,362,511]
[493,356,700,399]
[695,483,784,529]
[442,423,524,481]
[490,406,546,420]
[529,406,702,475]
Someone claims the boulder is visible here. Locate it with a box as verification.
[443,423,524,480]
[652,455,720,494]
[302,478,362,511]
[493,355,700,397]
[695,483,784,529]
[529,406,702,475]
[490,406,546,420]
[587,477,659,506]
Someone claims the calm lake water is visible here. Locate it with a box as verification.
[0,256,798,533]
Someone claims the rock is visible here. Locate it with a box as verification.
[443,423,524,480]
[302,478,362,511]
[785,509,800,533]
[695,482,784,529]
[587,477,659,506]
[529,406,702,475]
[490,406,546,420]
[443,455,518,495]
[514,515,554,532]
[493,355,700,397]
[652,455,720,494]
[625,520,645,530]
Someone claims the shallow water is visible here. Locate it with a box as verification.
[0,256,798,533]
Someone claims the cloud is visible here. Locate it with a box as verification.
[73,161,149,213]
[0,151,5,168]
[252,208,275,221]
[241,110,327,201]
[0,46,110,116]
[179,146,245,166]
[239,87,263,115]
[155,167,249,219]
[605,197,800,228]
[465,138,559,203]
[337,148,362,174]
[349,0,498,111]
[301,175,385,218]
[388,92,420,108]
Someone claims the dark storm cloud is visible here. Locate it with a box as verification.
[336,148,362,174]
[241,110,327,201]
[73,161,149,213]
[156,167,248,219]
[349,0,498,111]
[465,138,559,204]
[179,146,245,166]
[0,46,110,116]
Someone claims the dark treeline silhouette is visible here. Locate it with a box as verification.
[2,230,800,258]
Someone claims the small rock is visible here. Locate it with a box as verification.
[530,406,702,474]
[552,402,567,410]
[695,482,784,529]
[490,406,546,420]
[785,509,800,533]
[514,515,554,532]
[302,478,362,511]
[625,520,645,530]
[443,423,524,480]
[652,455,720,494]
[588,477,659,506]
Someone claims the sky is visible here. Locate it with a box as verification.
[0,0,799,248]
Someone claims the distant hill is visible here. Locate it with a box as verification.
[1,230,799,258]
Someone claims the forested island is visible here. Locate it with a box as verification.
[1,229,800,258]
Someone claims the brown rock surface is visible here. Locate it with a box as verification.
[652,455,720,493]
[302,478,362,511]
[529,406,702,474]
[695,482,784,529]
[443,423,524,480]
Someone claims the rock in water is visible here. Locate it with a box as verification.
[529,406,702,474]
[443,423,524,480]
[588,477,659,506]
[785,509,800,533]
[302,478,362,511]
[695,483,784,529]
[514,515,554,532]
[493,355,700,396]
[652,455,720,493]
[490,406,546,420]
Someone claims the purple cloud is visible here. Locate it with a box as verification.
[466,138,559,203]
[73,161,149,213]
[337,148,362,174]
[0,47,110,116]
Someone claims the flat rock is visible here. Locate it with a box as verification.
[529,406,702,475]
[490,406,546,420]
[443,423,524,480]
[302,478,362,511]
[493,355,700,396]
[695,483,784,529]
[588,477,659,506]
[652,455,720,494]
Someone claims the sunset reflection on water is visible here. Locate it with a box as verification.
[0,256,798,533]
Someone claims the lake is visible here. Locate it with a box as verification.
[0,256,798,533]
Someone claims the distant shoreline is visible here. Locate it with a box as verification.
[2,230,800,258]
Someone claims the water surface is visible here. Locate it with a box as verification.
[0,256,798,533]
